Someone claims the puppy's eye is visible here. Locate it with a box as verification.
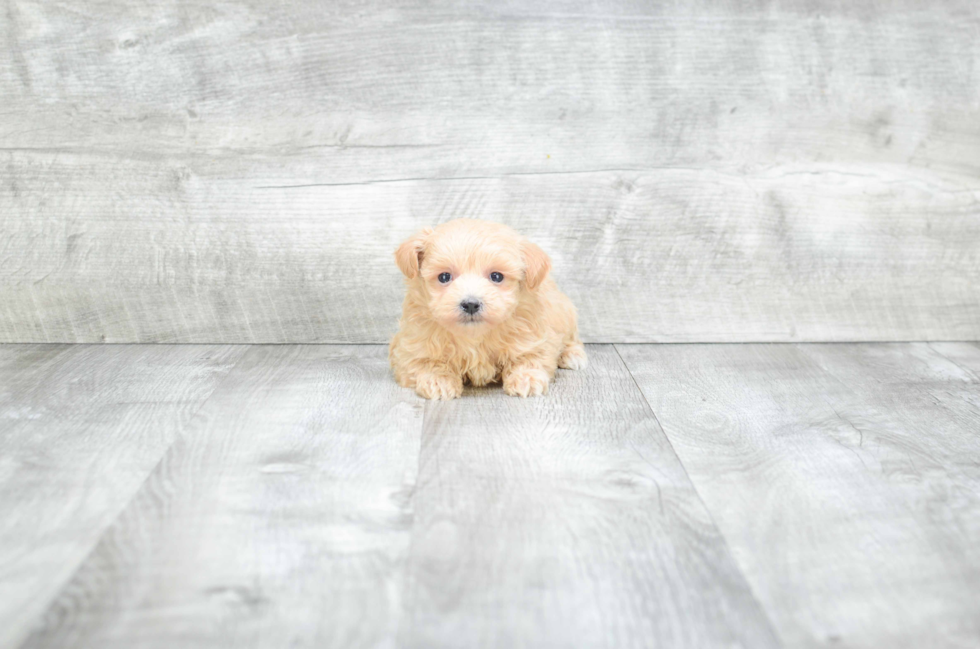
[438,272,452,284]
[490,272,504,283]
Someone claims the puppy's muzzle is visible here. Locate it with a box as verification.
[459,298,482,315]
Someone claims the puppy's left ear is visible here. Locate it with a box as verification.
[521,239,551,290]
[395,228,433,279]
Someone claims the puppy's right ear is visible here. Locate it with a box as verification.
[394,228,433,279]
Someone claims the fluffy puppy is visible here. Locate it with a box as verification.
[389,219,587,399]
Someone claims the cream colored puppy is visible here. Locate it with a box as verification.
[390,219,587,399]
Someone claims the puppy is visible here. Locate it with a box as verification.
[389,219,587,399]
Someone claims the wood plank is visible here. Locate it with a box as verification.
[20,345,424,649]
[2,158,978,344]
[0,343,244,649]
[1,0,979,343]
[617,343,980,648]
[2,1,977,172]
[398,345,780,648]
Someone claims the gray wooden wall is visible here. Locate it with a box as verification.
[2,0,978,343]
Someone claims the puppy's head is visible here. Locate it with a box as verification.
[395,219,551,334]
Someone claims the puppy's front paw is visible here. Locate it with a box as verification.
[503,367,550,398]
[415,372,463,400]
[558,344,588,371]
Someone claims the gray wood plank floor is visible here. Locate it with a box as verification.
[20,346,424,649]
[0,345,245,649]
[3,343,979,648]
[618,342,980,649]
[399,345,777,649]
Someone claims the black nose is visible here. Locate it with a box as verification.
[460,299,482,315]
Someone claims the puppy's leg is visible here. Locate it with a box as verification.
[558,337,588,370]
[548,290,587,370]
[502,356,555,398]
[414,368,463,400]
[390,334,462,400]
[397,360,462,400]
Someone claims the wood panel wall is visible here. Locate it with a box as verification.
[2,0,978,342]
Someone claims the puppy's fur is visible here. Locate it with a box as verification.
[390,219,587,399]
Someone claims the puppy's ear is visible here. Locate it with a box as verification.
[520,239,551,290]
[394,228,432,279]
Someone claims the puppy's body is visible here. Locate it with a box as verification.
[390,219,586,399]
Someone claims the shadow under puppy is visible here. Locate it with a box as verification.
[390,219,587,399]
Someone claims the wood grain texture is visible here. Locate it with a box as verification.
[20,345,424,649]
[1,0,979,343]
[617,343,980,649]
[2,159,978,344]
[929,342,980,378]
[0,343,244,649]
[398,345,780,648]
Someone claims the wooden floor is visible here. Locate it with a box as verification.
[2,343,979,649]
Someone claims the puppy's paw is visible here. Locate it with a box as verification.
[503,367,550,398]
[415,372,463,400]
[558,344,588,370]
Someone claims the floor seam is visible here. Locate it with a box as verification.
[611,343,788,649]
[393,388,429,648]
